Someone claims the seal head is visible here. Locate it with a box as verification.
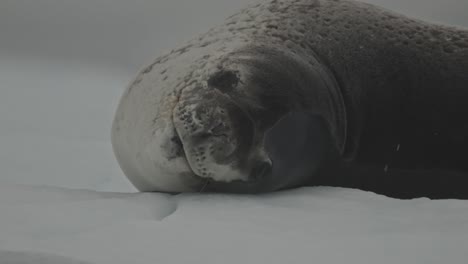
[169,46,346,192]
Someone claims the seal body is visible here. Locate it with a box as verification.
[112,0,468,198]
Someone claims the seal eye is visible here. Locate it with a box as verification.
[207,70,239,93]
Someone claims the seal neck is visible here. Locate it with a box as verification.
[302,51,347,156]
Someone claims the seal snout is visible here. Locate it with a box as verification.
[173,91,257,183]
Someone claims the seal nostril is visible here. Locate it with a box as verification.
[250,161,272,181]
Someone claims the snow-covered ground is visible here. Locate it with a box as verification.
[0,55,134,192]
[2,183,468,264]
[1,0,468,263]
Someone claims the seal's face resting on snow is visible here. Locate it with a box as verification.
[112,0,468,198]
[113,46,345,193]
[170,48,345,193]
[172,69,267,185]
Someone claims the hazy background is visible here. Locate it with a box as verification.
[0,0,467,192]
[1,0,468,71]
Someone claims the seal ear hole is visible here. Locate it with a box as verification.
[208,70,239,93]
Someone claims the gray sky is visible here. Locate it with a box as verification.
[1,0,467,71]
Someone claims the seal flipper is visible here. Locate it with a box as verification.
[263,113,468,199]
[262,111,342,192]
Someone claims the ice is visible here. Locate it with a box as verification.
[0,251,94,264]
[1,183,468,264]
[0,55,134,192]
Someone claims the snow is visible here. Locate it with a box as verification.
[1,0,468,263]
[0,55,134,192]
[1,183,468,264]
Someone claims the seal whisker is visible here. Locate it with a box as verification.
[199,179,211,193]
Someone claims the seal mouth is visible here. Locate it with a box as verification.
[170,132,205,180]
[172,111,273,192]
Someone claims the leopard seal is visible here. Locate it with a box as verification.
[111,0,468,198]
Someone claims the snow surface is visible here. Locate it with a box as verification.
[1,0,468,263]
[0,55,134,192]
[1,183,468,264]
